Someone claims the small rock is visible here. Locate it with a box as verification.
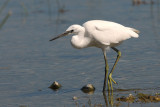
[81,84,95,94]
[72,96,78,100]
[49,81,61,90]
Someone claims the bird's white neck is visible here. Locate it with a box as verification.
[70,28,91,49]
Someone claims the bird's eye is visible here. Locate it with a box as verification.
[70,30,74,33]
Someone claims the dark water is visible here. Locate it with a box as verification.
[0,0,160,107]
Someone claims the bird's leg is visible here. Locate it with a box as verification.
[103,50,109,92]
[108,47,121,90]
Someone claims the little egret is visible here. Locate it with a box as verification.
[50,20,139,91]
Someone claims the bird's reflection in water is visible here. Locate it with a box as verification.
[103,90,114,107]
[79,89,115,107]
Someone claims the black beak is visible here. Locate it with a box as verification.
[49,30,73,41]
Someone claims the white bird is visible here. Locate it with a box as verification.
[50,20,139,91]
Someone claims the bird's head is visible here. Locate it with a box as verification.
[49,24,83,41]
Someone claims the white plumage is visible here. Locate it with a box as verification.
[65,20,139,49]
[50,20,139,91]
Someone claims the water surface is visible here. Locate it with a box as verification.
[0,0,160,107]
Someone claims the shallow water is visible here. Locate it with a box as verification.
[0,0,160,107]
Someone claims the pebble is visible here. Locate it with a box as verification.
[49,81,61,90]
[72,96,78,100]
[81,84,95,94]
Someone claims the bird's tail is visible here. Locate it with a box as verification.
[127,27,140,38]
[128,27,140,34]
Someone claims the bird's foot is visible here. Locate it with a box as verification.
[108,73,117,84]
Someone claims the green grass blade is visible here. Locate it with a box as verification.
[0,0,10,15]
[21,2,28,16]
[0,11,12,29]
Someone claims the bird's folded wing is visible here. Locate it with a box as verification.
[83,20,139,46]
[89,25,132,46]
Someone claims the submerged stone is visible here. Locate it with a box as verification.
[49,81,61,90]
[116,93,160,103]
[137,93,160,103]
[81,84,95,94]
[116,94,135,103]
